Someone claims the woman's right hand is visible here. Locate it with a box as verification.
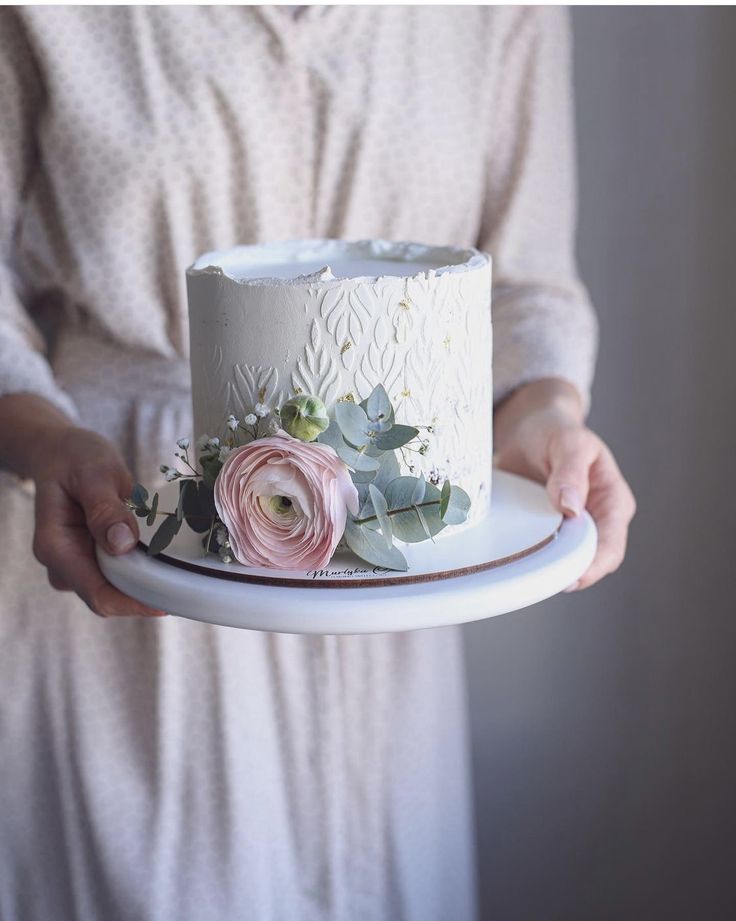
[26,422,167,619]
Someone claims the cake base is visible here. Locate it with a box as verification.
[97,471,597,634]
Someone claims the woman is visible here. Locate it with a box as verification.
[0,7,635,920]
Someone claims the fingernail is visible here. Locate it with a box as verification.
[563,580,580,593]
[559,486,583,517]
[107,522,136,553]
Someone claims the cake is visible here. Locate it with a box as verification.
[129,239,493,572]
[186,239,493,534]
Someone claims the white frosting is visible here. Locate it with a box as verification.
[186,238,493,529]
[189,238,488,285]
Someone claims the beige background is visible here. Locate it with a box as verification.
[465,8,736,919]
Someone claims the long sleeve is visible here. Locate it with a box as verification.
[0,11,77,418]
[479,6,598,411]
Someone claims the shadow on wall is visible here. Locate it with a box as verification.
[465,7,736,921]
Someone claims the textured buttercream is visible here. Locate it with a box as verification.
[186,239,493,526]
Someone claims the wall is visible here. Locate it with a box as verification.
[464,8,736,920]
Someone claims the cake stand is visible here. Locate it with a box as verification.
[97,470,597,634]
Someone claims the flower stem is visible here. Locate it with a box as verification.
[203,517,216,554]
[354,499,440,526]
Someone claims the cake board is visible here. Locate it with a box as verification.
[97,470,597,635]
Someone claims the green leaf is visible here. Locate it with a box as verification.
[411,473,426,505]
[130,483,149,508]
[179,479,212,533]
[414,503,433,541]
[350,467,377,485]
[363,384,394,433]
[440,484,472,525]
[200,454,223,488]
[145,492,159,527]
[440,480,451,518]
[334,401,371,447]
[317,419,344,452]
[343,518,408,571]
[147,514,182,556]
[368,483,393,548]
[372,450,401,492]
[373,425,418,451]
[383,476,423,510]
[337,441,380,472]
[176,481,187,522]
[383,477,447,543]
[196,482,217,518]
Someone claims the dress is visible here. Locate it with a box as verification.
[0,7,597,920]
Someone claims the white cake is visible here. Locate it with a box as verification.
[186,239,493,527]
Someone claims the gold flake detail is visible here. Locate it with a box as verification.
[338,392,356,403]
[340,339,352,354]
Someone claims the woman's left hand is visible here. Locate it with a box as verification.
[494,379,637,591]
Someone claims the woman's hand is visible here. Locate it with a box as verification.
[0,394,166,618]
[494,379,636,591]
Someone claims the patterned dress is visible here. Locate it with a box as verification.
[0,7,596,920]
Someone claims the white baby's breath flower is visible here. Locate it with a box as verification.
[215,525,228,544]
[226,414,239,431]
[197,434,211,450]
[267,418,280,434]
[206,436,220,450]
[176,437,190,450]
[254,403,269,418]
[244,413,257,426]
[218,445,232,462]
[164,467,180,482]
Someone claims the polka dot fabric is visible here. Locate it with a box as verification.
[0,7,597,921]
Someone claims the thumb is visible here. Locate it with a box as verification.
[545,429,600,518]
[76,468,140,555]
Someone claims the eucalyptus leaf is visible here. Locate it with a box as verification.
[440,483,472,525]
[334,401,371,447]
[176,481,187,522]
[363,384,394,433]
[317,419,345,452]
[356,492,380,530]
[360,391,395,432]
[147,514,182,556]
[368,484,393,548]
[383,476,425,511]
[440,480,451,518]
[414,503,433,541]
[200,454,223,488]
[196,482,217,518]
[130,483,149,508]
[355,480,371,511]
[411,473,426,505]
[145,492,159,527]
[372,450,401,492]
[384,477,446,543]
[343,518,408,571]
[337,442,380,472]
[350,468,377,485]
[182,480,212,533]
[373,424,418,451]
[392,507,446,543]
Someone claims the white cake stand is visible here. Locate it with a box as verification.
[97,470,596,635]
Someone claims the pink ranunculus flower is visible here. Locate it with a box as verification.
[213,430,359,570]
